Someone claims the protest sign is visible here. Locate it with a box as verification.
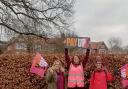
[30,53,48,77]
[64,37,90,48]
[121,64,128,79]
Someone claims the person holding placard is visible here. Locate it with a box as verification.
[46,59,65,89]
[65,47,90,89]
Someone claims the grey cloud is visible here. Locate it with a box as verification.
[74,0,128,46]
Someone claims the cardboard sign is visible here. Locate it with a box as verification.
[30,53,48,77]
[39,57,48,67]
[30,66,46,77]
[64,37,90,48]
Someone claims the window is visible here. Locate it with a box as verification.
[99,49,106,54]
[34,45,42,51]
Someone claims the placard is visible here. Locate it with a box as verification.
[64,37,90,48]
[121,64,128,79]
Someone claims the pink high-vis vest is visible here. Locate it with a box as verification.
[68,63,84,88]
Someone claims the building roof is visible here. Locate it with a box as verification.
[89,41,108,50]
[7,35,63,46]
[6,35,47,46]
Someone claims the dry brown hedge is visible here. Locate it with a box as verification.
[0,53,66,89]
[0,53,127,89]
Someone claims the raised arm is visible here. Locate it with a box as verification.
[82,48,90,68]
[65,47,71,70]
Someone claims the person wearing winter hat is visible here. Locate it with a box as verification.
[89,56,114,89]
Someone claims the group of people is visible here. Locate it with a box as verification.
[45,48,119,89]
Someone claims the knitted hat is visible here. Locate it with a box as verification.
[96,56,102,64]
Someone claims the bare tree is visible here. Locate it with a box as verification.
[0,0,75,41]
[123,45,128,54]
[108,37,123,53]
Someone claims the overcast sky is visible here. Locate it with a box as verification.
[74,0,128,46]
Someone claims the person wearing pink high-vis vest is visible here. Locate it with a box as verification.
[65,47,90,89]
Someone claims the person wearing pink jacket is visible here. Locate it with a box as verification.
[89,56,114,89]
